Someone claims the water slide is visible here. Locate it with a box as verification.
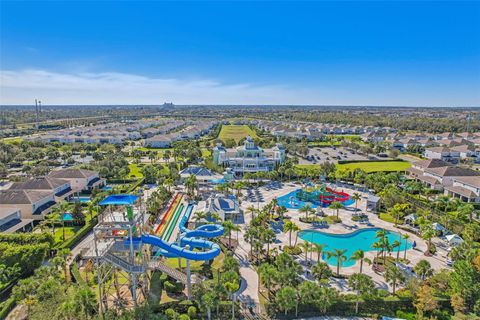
[163,203,185,241]
[141,203,224,261]
[155,193,182,235]
[319,187,350,204]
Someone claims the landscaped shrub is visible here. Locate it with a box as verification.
[283,245,302,255]
[187,306,197,318]
[164,280,184,294]
[325,216,342,224]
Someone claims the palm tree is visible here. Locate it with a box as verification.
[283,220,299,248]
[222,220,240,249]
[326,249,347,276]
[349,250,371,274]
[313,243,326,263]
[348,273,375,314]
[72,285,97,319]
[402,234,410,260]
[247,205,257,221]
[329,201,343,219]
[58,248,71,282]
[225,281,239,319]
[312,261,333,283]
[299,204,312,221]
[392,240,401,261]
[262,228,276,259]
[185,174,197,197]
[258,263,278,297]
[300,241,311,265]
[352,192,361,212]
[384,265,405,295]
[414,259,433,281]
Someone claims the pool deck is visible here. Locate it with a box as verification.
[237,181,450,294]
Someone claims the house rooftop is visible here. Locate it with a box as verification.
[49,168,97,179]
[425,166,480,177]
[0,189,53,204]
[9,177,69,191]
[412,159,451,169]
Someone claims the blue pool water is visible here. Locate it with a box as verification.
[277,189,355,209]
[299,228,412,267]
[70,196,90,203]
[62,213,73,221]
[101,186,113,191]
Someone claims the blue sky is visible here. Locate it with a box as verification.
[1,1,479,106]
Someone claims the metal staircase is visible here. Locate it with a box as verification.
[147,260,193,284]
[104,252,144,273]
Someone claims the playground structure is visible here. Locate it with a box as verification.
[83,193,224,314]
[297,185,350,206]
[278,184,351,209]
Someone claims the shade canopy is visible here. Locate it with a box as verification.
[99,194,139,206]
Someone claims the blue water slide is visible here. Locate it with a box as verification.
[179,204,224,238]
[140,234,221,261]
[139,202,225,261]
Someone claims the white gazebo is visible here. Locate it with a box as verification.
[445,234,464,247]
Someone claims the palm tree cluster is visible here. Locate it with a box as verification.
[242,199,280,263]
[258,252,337,317]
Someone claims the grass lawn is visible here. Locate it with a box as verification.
[53,226,82,244]
[201,148,211,158]
[337,161,411,173]
[1,137,23,144]
[136,147,173,154]
[379,212,404,224]
[128,163,144,178]
[218,125,258,143]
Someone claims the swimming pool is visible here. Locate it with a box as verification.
[70,196,91,203]
[277,189,355,209]
[299,228,412,267]
[62,213,73,221]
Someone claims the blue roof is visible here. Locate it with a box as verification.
[99,194,139,206]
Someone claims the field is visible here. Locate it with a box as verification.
[128,163,144,178]
[337,161,411,173]
[218,125,258,143]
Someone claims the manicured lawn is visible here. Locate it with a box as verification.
[128,163,144,178]
[1,137,23,144]
[337,161,411,173]
[136,147,173,154]
[218,125,258,143]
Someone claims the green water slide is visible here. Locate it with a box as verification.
[163,203,185,241]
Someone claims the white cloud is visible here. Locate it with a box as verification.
[1,69,478,106]
[0,69,317,105]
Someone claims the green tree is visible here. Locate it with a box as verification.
[348,273,375,314]
[326,249,347,276]
[384,265,405,295]
[349,250,371,274]
[312,261,333,283]
[275,286,297,315]
[283,220,300,248]
[414,260,433,281]
[328,201,343,219]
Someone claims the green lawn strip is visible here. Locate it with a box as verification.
[162,203,184,241]
[128,163,144,178]
[218,125,259,143]
[337,161,411,173]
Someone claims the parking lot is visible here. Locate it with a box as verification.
[297,146,371,165]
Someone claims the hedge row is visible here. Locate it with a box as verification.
[0,297,16,319]
[337,158,406,165]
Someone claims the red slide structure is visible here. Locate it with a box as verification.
[319,188,350,205]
